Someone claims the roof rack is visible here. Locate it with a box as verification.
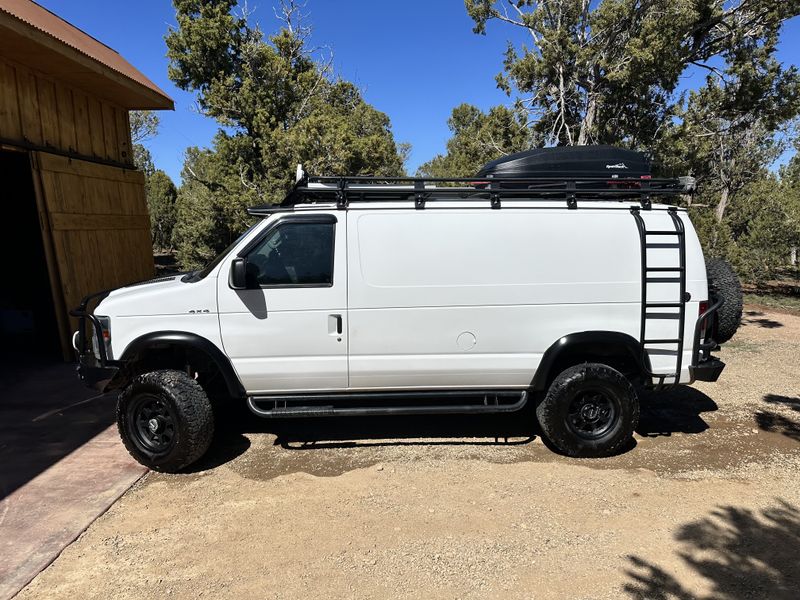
[247,167,696,216]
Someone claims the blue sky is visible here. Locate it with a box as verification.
[37,1,800,183]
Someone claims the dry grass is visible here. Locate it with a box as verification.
[744,292,800,313]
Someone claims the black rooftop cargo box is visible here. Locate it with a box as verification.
[476,146,651,179]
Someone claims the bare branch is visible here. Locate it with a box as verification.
[184,161,229,194]
[689,61,729,83]
[275,0,311,43]
[489,2,526,29]
[294,50,334,121]
[506,0,540,46]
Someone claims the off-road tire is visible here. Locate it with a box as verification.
[706,258,742,344]
[117,369,214,473]
[536,363,639,458]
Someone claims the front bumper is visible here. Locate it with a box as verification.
[76,355,120,392]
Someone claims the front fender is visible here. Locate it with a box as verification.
[112,331,245,398]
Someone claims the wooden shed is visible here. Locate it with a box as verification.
[0,0,173,359]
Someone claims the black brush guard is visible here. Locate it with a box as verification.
[70,289,122,391]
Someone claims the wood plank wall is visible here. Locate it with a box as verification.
[0,56,133,166]
[35,152,154,352]
[0,56,156,356]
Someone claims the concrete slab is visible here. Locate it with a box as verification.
[0,362,146,600]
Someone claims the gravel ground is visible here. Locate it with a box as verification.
[18,307,800,599]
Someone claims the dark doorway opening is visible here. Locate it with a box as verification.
[0,150,61,361]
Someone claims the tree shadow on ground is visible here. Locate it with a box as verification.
[625,500,800,599]
[741,310,784,329]
[636,387,718,438]
[755,394,800,443]
[763,394,800,410]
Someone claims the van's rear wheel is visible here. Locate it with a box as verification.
[536,363,638,457]
[118,369,214,473]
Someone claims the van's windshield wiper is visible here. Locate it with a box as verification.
[181,270,200,283]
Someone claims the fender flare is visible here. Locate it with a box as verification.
[530,331,650,391]
[119,331,245,398]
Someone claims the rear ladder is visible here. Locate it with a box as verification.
[630,206,687,389]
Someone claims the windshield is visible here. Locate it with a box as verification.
[183,222,260,282]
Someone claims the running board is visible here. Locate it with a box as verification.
[247,390,528,419]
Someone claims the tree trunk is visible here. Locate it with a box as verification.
[715,156,734,223]
[715,186,729,223]
[577,65,599,146]
[578,94,596,146]
[557,64,573,145]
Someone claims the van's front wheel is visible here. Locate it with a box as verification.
[117,370,214,472]
[536,363,638,457]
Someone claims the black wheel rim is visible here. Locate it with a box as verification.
[566,388,618,440]
[129,393,177,454]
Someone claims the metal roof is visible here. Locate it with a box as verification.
[0,0,173,109]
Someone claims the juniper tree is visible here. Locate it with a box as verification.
[464,0,800,148]
[146,170,178,251]
[166,0,407,267]
[417,104,536,177]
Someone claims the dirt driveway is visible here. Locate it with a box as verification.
[17,307,800,599]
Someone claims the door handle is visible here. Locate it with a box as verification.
[328,314,343,336]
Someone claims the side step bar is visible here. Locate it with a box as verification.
[247,390,528,419]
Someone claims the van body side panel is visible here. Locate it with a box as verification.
[347,209,645,390]
[349,304,641,389]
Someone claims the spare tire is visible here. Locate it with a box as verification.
[706,258,743,344]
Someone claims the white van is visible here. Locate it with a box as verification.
[72,147,739,472]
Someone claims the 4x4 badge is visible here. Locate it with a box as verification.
[606,162,628,169]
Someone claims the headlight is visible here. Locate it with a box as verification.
[91,316,112,360]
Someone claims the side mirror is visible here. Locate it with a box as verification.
[229,257,248,290]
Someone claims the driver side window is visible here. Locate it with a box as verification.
[246,221,335,287]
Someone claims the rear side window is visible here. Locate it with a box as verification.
[245,222,335,286]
